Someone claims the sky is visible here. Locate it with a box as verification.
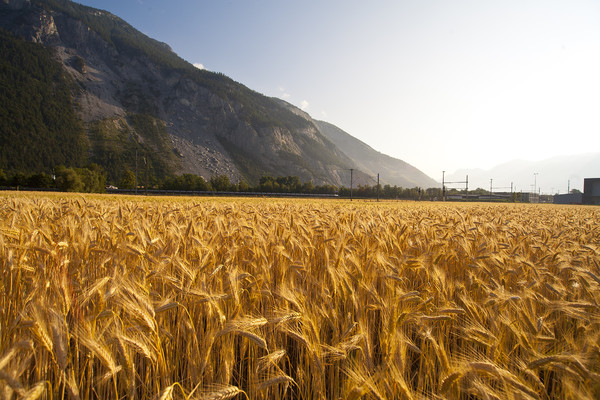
[74,0,600,181]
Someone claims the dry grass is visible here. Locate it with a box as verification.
[0,192,599,399]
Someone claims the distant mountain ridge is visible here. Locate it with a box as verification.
[447,153,600,194]
[272,98,437,188]
[0,0,436,188]
[314,120,438,188]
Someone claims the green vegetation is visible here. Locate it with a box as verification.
[118,170,136,189]
[0,166,445,198]
[209,174,231,191]
[0,28,88,174]
[88,115,178,186]
[338,184,431,199]
[159,174,339,194]
[0,165,105,192]
[0,167,528,202]
[118,81,160,115]
[161,174,210,191]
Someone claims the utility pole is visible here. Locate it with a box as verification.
[442,170,445,201]
[490,179,493,198]
[466,175,469,193]
[533,172,538,195]
[350,168,354,201]
[135,148,138,195]
[377,173,380,202]
[144,154,148,196]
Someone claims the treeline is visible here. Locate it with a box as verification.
[1,167,449,200]
[339,184,443,200]
[0,169,336,194]
[161,174,339,194]
[0,165,105,193]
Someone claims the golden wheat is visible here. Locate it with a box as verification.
[0,193,598,399]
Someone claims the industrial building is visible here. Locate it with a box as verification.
[519,192,539,203]
[554,193,583,205]
[583,178,600,205]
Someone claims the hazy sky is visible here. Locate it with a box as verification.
[74,0,600,180]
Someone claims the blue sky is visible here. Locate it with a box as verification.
[74,0,600,181]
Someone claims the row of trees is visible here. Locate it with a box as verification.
[161,174,339,194]
[1,167,446,199]
[10,167,533,201]
[0,165,105,193]
[339,184,429,200]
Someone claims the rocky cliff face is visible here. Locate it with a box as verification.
[2,0,59,43]
[1,0,434,187]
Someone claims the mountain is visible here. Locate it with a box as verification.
[0,0,435,187]
[313,121,438,188]
[272,99,437,188]
[446,153,600,194]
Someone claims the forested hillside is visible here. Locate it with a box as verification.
[0,28,87,173]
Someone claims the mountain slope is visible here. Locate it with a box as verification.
[272,98,437,188]
[314,120,438,188]
[0,28,88,172]
[1,0,435,187]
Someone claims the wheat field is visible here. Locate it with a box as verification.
[0,193,599,399]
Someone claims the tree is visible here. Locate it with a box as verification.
[77,164,106,193]
[26,173,53,188]
[192,175,209,191]
[210,175,231,192]
[119,170,136,189]
[10,173,27,187]
[259,176,275,192]
[276,176,301,192]
[55,166,83,192]
[237,179,250,192]
[260,180,274,192]
[302,181,314,193]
